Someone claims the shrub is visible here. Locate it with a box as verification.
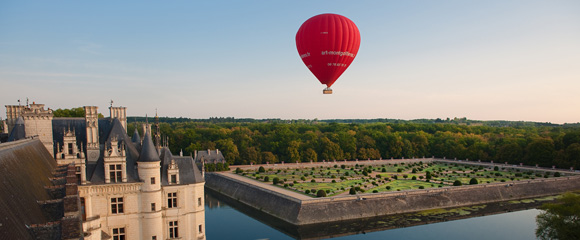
[453,180,462,186]
[301,176,306,181]
[393,175,398,180]
[412,168,417,173]
[382,168,386,172]
[311,179,316,183]
[469,178,478,185]
[284,184,288,188]
[273,177,280,185]
[349,188,356,195]
[332,180,336,183]
[386,186,391,190]
[373,190,379,193]
[258,166,265,173]
[305,190,310,194]
[494,166,499,171]
[264,176,270,182]
[397,168,403,172]
[419,186,425,189]
[403,175,408,179]
[341,165,346,169]
[235,168,243,174]
[412,176,417,180]
[554,172,561,177]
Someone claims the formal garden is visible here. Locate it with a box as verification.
[234,161,567,197]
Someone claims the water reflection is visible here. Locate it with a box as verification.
[205,188,548,240]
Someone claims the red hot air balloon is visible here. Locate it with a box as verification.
[296,13,361,94]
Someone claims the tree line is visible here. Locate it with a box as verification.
[126,120,580,170]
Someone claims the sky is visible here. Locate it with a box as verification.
[1,1,579,123]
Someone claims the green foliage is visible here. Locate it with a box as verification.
[263,176,270,182]
[204,163,229,172]
[273,177,280,185]
[317,190,327,197]
[349,188,356,195]
[469,178,478,185]
[453,180,462,186]
[258,166,265,173]
[235,168,243,174]
[134,117,580,169]
[536,193,580,240]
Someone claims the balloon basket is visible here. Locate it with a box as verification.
[323,88,333,94]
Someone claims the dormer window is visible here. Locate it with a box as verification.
[109,164,123,183]
[104,137,128,183]
[168,159,179,185]
[170,174,177,184]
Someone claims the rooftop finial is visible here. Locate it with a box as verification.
[110,99,114,108]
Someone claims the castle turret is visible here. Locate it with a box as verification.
[21,103,54,156]
[137,129,163,240]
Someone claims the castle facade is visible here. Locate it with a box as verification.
[4,102,206,240]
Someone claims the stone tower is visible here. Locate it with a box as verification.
[21,103,54,156]
[137,129,163,240]
[109,105,127,131]
[84,106,100,163]
[5,105,25,132]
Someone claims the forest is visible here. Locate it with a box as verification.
[125,117,580,170]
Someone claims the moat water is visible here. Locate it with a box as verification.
[204,190,541,240]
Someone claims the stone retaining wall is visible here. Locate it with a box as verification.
[206,171,580,225]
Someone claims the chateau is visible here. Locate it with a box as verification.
[3,102,206,240]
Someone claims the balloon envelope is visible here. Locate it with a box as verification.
[296,13,361,88]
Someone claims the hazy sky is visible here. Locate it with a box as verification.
[1,1,579,123]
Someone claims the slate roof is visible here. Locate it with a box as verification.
[139,130,160,162]
[51,117,86,154]
[87,118,140,183]
[8,117,25,141]
[195,149,226,164]
[159,147,204,185]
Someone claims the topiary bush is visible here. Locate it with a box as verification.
[264,176,270,182]
[453,180,462,186]
[469,178,478,185]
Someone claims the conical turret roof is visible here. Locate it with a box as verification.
[131,128,141,143]
[138,129,160,162]
[8,117,25,141]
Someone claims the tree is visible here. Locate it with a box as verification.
[302,148,318,162]
[349,188,356,195]
[536,193,580,240]
[258,166,265,173]
[261,152,277,164]
[273,177,280,185]
[316,189,327,197]
[453,180,462,186]
[216,139,240,164]
[469,178,478,185]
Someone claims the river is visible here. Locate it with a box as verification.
[204,189,541,240]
